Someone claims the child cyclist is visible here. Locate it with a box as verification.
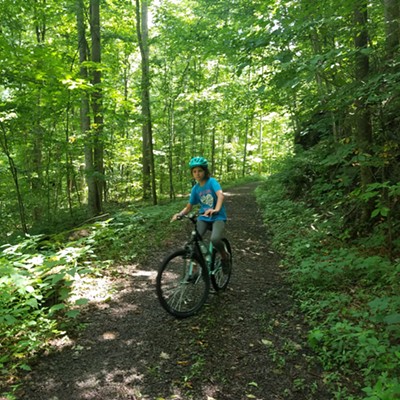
[172,156,230,269]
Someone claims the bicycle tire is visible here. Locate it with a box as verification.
[210,238,232,291]
[156,249,210,318]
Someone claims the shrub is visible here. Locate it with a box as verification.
[255,150,400,398]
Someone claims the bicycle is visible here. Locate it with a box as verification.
[156,213,232,318]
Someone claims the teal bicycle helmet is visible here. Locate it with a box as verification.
[189,156,208,169]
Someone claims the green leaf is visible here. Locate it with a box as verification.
[66,310,80,318]
[3,314,18,325]
[25,285,36,293]
[26,298,39,309]
[261,339,273,347]
[75,298,89,306]
[20,364,32,371]
[384,313,400,325]
[51,273,65,285]
[49,303,66,313]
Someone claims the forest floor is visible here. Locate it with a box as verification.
[13,182,333,400]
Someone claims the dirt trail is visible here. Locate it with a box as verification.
[15,182,331,400]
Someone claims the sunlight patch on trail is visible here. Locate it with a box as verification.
[75,367,144,399]
[131,269,156,278]
[101,331,118,340]
[70,274,114,304]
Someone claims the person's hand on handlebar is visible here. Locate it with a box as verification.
[203,208,219,217]
[171,213,184,222]
[172,204,193,222]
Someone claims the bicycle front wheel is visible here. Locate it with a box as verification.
[156,249,210,318]
[210,238,232,291]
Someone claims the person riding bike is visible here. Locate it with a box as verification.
[172,156,230,270]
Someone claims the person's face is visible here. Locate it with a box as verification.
[192,167,206,182]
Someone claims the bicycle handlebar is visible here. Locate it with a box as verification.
[176,211,218,223]
[176,213,198,223]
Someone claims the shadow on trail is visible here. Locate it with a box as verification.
[15,183,332,400]
[19,272,238,399]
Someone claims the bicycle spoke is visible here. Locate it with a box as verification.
[210,238,232,291]
[156,250,210,318]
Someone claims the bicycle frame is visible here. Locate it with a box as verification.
[184,215,216,275]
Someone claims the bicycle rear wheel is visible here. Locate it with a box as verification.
[156,249,210,318]
[210,238,232,291]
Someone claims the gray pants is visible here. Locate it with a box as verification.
[197,220,226,253]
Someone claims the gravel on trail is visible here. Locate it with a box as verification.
[14,182,332,400]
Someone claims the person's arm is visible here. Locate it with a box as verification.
[172,203,193,221]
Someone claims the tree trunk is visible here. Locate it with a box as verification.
[65,100,74,218]
[211,126,216,176]
[76,0,97,216]
[135,0,157,205]
[167,99,175,200]
[0,122,28,235]
[90,0,104,210]
[31,2,46,222]
[242,116,249,177]
[354,0,374,222]
[384,0,400,58]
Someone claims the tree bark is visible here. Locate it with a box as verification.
[31,0,47,221]
[135,0,157,205]
[90,0,104,210]
[384,0,400,57]
[167,99,175,200]
[242,116,249,177]
[0,122,28,235]
[76,0,98,216]
[354,0,374,222]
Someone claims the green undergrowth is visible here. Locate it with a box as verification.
[0,199,187,397]
[1,176,259,398]
[255,153,400,400]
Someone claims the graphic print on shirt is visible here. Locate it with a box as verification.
[201,193,214,208]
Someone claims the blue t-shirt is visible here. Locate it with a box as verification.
[189,177,227,222]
